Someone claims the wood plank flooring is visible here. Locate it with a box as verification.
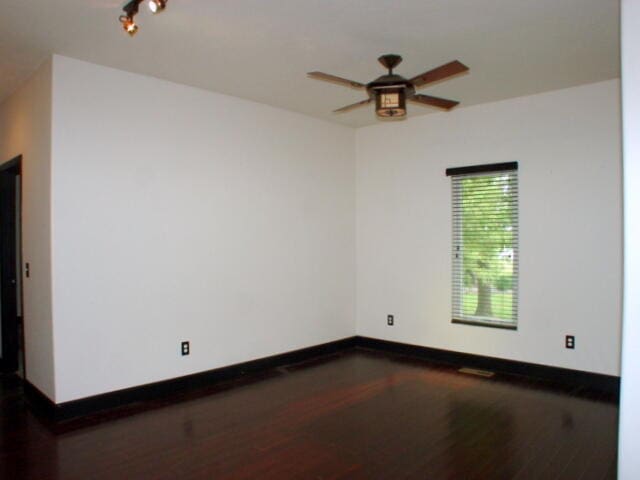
[0,348,618,479]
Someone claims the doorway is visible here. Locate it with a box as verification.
[0,156,23,376]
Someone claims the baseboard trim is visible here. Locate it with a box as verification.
[24,334,619,422]
[25,336,358,421]
[355,336,620,397]
[23,380,59,420]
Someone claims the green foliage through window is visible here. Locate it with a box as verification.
[452,169,518,327]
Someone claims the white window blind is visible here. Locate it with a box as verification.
[447,163,519,329]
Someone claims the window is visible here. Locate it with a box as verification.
[447,162,519,329]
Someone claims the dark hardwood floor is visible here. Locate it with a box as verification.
[0,348,618,479]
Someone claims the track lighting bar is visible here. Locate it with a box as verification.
[119,0,168,36]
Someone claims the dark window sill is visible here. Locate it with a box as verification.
[452,318,518,331]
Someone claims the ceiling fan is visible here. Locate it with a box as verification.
[308,55,469,118]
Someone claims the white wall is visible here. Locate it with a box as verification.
[50,56,356,403]
[618,0,640,476]
[24,55,622,404]
[0,60,55,398]
[356,80,622,376]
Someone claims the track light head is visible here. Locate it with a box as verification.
[119,15,139,36]
[148,0,167,14]
[122,0,140,17]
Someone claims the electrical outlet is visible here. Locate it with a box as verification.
[181,341,190,356]
[565,335,575,349]
[387,315,394,326]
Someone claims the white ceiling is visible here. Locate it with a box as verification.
[0,0,620,127]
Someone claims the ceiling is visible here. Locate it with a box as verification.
[0,0,620,127]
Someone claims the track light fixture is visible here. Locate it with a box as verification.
[118,0,168,36]
[148,0,167,14]
[119,15,139,36]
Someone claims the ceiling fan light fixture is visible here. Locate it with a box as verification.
[375,87,406,118]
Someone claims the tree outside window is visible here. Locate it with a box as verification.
[451,167,518,328]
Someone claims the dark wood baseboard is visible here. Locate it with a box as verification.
[23,380,58,420]
[355,336,620,397]
[25,336,358,421]
[24,334,619,422]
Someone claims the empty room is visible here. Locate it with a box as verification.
[1,0,639,478]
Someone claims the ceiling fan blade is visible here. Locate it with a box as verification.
[307,72,365,90]
[409,94,459,110]
[410,60,469,89]
[333,98,372,113]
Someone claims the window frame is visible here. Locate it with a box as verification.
[446,162,519,330]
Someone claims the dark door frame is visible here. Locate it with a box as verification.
[0,155,23,374]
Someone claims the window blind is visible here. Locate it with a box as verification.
[447,163,519,329]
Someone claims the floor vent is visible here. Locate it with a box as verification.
[458,367,495,378]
